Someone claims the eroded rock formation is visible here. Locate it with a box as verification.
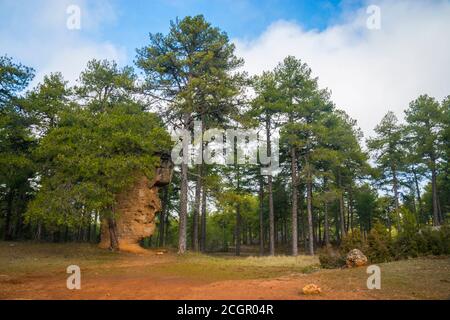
[345,249,368,268]
[99,156,173,253]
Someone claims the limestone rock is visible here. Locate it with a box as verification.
[302,284,322,295]
[99,156,173,253]
[346,249,368,268]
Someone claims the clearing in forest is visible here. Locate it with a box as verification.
[0,243,449,300]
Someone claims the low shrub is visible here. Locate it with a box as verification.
[389,223,449,260]
[415,224,450,256]
[340,229,366,254]
[319,222,449,268]
[318,247,346,269]
[365,223,393,263]
[394,233,419,259]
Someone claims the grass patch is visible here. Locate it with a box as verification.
[0,242,120,275]
[149,253,320,281]
[313,256,450,299]
[0,243,320,282]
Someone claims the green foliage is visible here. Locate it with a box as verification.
[0,55,34,105]
[365,222,393,263]
[395,225,450,259]
[0,56,35,240]
[340,229,366,254]
[318,247,346,269]
[25,102,172,227]
[136,15,245,126]
[354,184,378,232]
[23,73,70,134]
[404,95,446,225]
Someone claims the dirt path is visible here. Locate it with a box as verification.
[0,274,371,300]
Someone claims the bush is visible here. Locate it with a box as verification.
[365,223,393,263]
[393,223,450,259]
[322,222,449,268]
[394,234,419,259]
[340,229,366,254]
[319,247,346,269]
[415,225,450,256]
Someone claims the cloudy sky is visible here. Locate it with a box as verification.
[1,0,449,138]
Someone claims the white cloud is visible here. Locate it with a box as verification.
[0,0,126,86]
[234,0,450,138]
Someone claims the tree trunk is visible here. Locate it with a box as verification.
[192,164,202,251]
[411,166,423,223]
[312,209,317,246]
[93,211,98,243]
[3,191,14,241]
[306,162,314,255]
[431,164,440,226]
[299,194,308,252]
[64,226,69,242]
[266,116,275,256]
[14,210,23,240]
[200,182,207,252]
[338,170,346,238]
[437,193,443,224]
[335,207,341,243]
[178,113,190,254]
[35,223,42,241]
[392,165,402,232]
[339,193,346,237]
[259,176,264,256]
[159,186,169,247]
[235,164,242,256]
[268,175,275,256]
[318,214,322,246]
[291,147,298,256]
[324,201,330,246]
[235,204,241,256]
[323,178,330,246]
[165,213,170,246]
[108,216,119,251]
[348,187,354,232]
[387,212,392,238]
[242,220,247,245]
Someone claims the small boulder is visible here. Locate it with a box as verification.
[346,249,368,268]
[302,284,322,295]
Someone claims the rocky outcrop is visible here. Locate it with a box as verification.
[302,284,322,295]
[345,249,368,268]
[99,155,173,253]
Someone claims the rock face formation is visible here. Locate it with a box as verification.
[99,156,173,253]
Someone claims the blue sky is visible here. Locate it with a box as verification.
[104,0,364,63]
[106,0,332,63]
[1,0,449,136]
[107,0,354,44]
[0,0,364,67]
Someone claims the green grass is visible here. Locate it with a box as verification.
[313,256,450,299]
[0,242,121,275]
[0,242,320,281]
[146,253,320,281]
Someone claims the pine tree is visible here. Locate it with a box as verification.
[136,15,244,254]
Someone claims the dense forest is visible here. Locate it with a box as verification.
[1,16,449,261]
